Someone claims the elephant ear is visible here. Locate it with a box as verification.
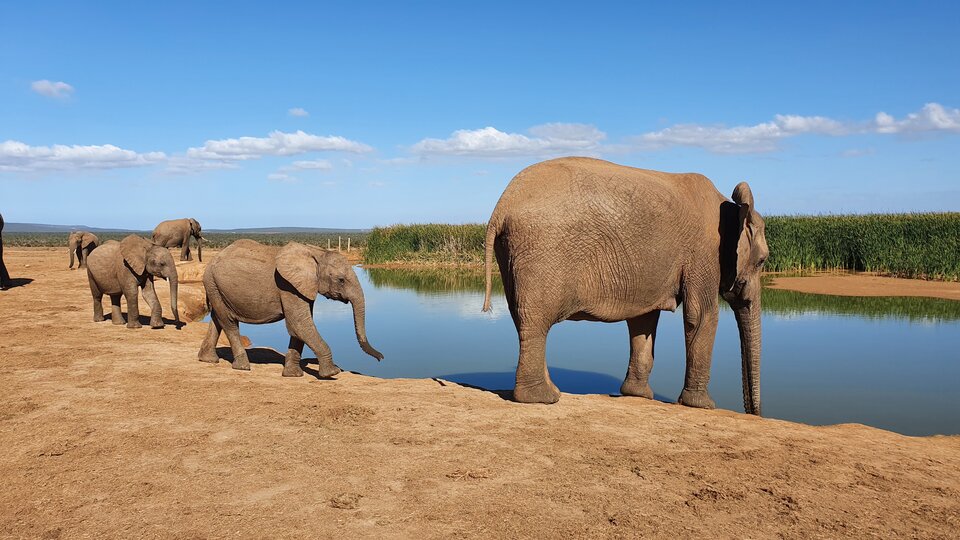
[120,235,149,275]
[189,218,201,235]
[731,182,757,270]
[81,233,97,249]
[275,242,320,300]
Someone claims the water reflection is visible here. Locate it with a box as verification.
[243,266,960,436]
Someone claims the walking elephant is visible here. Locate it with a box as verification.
[0,213,12,290]
[482,157,768,415]
[86,235,181,329]
[152,218,204,261]
[199,240,383,377]
[68,231,99,269]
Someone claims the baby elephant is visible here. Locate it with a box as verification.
[68,231,99,269]
[86,235,181,329]
[199,240,383,377]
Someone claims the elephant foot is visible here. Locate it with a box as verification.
[198,353,219,364]
[282,363,304,377]
[232,356,251,371]
[620,379,654,399]
[513,380,561,404]
[111,317,125,326]
[678,388,716,410]
[315,359,341,378]
[93,315,105,323]
[126,321,142,329]
[150,319,165,329]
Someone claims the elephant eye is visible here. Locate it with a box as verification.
[338,277,346,284]
[756,257,767,268]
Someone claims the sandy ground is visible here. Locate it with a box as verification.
[2,248,959,539]
[768,272,960,301]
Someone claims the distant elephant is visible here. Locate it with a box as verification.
[199,240,383,377]
[482,157,769,415]
[152,218,204,262]
[68,231,99,269]
[0,213,11,290]
[86,235,181,329]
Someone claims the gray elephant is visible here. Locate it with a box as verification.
[68,231,99,269]
[482,157,768,415]
[199,240,383,377]
[0,213,11,290]
[86,235,181,329]
[152,218,204,262]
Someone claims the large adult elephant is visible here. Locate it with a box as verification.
[68,231,99,269]
[199,240,383,377]
[152,218,203,261]
[0,213,12,290]
[482,157,769,415]
[86,235,181,329]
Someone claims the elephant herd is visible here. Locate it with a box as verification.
[3,157,768,415]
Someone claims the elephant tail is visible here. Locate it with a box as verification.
[481,216,501,312]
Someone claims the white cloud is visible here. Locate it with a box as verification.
[873,103,960,134]
[411,123,605,158]
[288,107,309,117]
[290,159,332,170]
[0,140,165,172]
[186,130,372,161]
[31,80,74,99]
[268,172,295,182]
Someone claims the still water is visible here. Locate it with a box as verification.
[236,267,960,436]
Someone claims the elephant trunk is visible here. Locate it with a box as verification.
[69,245,76,269]
[350,293,383,361]
[733,300,762,416]
[168,273,181,326]
[196,235,203,262]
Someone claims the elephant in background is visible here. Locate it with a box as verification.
[86,235,181,329]
[199,240,383,377]
[0,213,11,290]
[68,231,99,269]
[482,157,768,415]
[152,218,204,261]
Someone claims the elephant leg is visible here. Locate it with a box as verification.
[677,294,719,409]
[123,282,142,329]
[282,336,305,377]
[198,318,221,364]
[281,294,339,378]
[78,249,86,269]
[181,241,190,262]
[141,279,164,329]
[512,317,560,404]
[109,294,124,325]
[621,311,661,399]
[89,279,105,322]
[219,315,249,370]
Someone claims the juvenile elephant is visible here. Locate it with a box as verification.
[68,231,99,269]
[482,157,768,415]
[152,218,203,262]
[199,240,383,377]
[0,213,11,290]
[86,235,181,329]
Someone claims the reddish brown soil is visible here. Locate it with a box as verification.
[768,271,960,301]
[2,249,959,538]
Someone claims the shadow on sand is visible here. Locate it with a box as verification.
[1,278,34,290]
[213,346,332,379]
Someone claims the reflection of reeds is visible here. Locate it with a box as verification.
[364,267,504,295]
[757,287,960,322]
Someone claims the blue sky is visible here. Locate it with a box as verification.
[2,1,958,229]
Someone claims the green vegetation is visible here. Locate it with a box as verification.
[364,224,486,264]
[765,213,960,280]
[366,213,960,280]
[4,232,368,250]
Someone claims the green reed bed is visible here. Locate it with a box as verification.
[364,223,487,264]
[765,213,960,280]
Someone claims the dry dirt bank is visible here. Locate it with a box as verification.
[1,248,959,539]
[767,272,960,301]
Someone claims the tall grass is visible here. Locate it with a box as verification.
[765,213,960,280]
[364,224,486,264]
[366,213,960,280]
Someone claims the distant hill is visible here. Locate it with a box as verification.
[5,223,368,234]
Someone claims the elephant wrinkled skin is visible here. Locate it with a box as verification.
[68,231,99,269]
[482,157,769,415]
[152,218,203,262]
[199,240,383,377]
[86,235,181,329]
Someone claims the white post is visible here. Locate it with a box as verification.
[338,236,342,251]
[347,237,351,252]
